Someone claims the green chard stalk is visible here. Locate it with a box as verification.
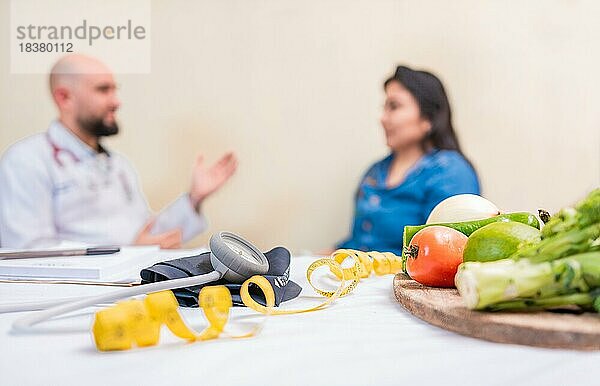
[455,252,600,310]
[510,189,599,262]
[510,222,600,263]
[541,189,600,239]
[484,293,597,312]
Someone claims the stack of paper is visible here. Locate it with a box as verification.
[0,246,162,281]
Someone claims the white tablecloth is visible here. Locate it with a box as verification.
[0,251,597,386]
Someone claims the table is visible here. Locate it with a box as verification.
[0,250,597,386]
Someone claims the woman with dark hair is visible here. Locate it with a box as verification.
[335,65,480,255]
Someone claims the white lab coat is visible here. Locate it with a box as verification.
[0,121,207,248]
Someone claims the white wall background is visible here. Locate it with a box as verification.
[1,0,599,252]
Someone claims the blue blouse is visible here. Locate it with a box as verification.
[337,149,480,255]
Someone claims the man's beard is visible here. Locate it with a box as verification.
[77,115,119,137]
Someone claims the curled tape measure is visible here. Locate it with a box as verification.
[92,248,403,351]
[93,285,263,351]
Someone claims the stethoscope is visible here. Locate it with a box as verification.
[47,133,80,167]
[46,134,133,201]
[7,232,270,332]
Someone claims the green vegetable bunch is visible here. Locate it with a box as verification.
[456,189,600,311]
[541,188,600,238]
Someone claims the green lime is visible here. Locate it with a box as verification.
[463,221,541,262]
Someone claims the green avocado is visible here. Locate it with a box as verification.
[463,221,541,262]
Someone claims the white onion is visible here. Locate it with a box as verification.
[426,194,500,224]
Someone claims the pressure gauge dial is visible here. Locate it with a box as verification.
[209,231,269,283]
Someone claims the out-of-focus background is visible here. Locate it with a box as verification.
[1,0,598,251]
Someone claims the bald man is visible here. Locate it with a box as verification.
[0,54,237,249]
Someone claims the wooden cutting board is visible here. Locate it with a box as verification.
[393,273,600,350]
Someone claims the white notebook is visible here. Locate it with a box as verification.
[0,246,161,280]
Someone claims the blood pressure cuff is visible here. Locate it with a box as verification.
[140,247,302,308]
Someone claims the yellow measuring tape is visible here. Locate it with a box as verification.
[92,249,402,351]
